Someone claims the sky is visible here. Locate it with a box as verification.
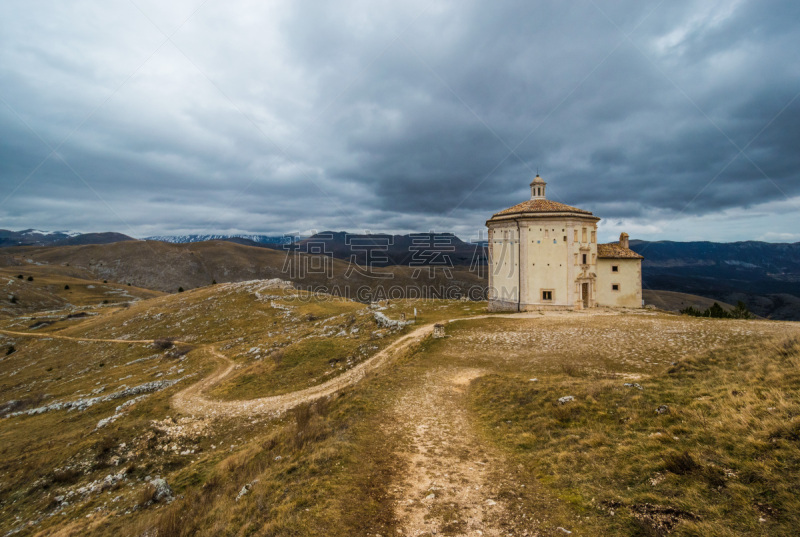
[1,0,798,243]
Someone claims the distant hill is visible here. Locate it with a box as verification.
[294,231,486,268]
[0,240,486,300]
[643,289,738,314]
[631,240,800,320]
[0,229,135,248]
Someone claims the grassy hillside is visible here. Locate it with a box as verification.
[0,265,161,318]
[0,281,484,536]
[643,289,738,314]
[1,279,798,535]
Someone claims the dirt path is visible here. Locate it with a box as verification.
[170,320,442,419]
[0,328,161,345]
[168,310,624,419]
[387,367,513,536]
[169,311,603,419]
[2,310,617,421]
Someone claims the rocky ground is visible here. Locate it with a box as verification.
[1,279,798,536]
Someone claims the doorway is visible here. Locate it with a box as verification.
[582,282,589,308]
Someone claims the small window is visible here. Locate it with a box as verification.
[612,284,620,291]
[542,290,553,301]
[582,253,587,264]
[563,236,567,243]
[612,265,619,272]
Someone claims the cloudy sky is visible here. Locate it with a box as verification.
[1,0,798,242]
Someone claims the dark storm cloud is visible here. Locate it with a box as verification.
[0,0,798,241]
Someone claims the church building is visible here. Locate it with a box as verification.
[486,174,643,311]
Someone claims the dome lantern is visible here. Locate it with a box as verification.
[530,174,546,200]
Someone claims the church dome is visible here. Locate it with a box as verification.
[487,173,596,222]
[488,198,594,221]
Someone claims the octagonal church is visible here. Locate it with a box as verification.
[486,174,643,311]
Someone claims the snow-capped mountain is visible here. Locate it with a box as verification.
[146,234,295,245]
[0,229,134,247]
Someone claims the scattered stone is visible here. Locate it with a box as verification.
[6,378,185,418]
[373,312,411,330]
[274,455,282,461]
[557,396,575,405]
[556,528,572,534]
[151,478,173,502]
[623,382,643,390]
[236,479,259,501]
[529,378,538,382]
[656,405,670,415]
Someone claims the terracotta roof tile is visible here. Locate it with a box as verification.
[490,199,593,218]
[597,242,643,259]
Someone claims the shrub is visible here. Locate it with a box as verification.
[6,345,15,356]
[52,468,81,485]
[680,302,753,319]
[64,284,70,290]
[153,338,175,350]
[731,301,754,319]
[178,287,184,293]
[211,279,217,285]
[663,451,700,475]
[27,276,33,282]
[103,280,108,283]
[10,295,17,304]
[17,274,23,279]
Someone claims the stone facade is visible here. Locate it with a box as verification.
[486,175,643,311]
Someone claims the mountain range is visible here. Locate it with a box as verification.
[0,229,135,248]
[144,234,294,246]
[2,230,799,319]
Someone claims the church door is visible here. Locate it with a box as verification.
[582,283,589,308]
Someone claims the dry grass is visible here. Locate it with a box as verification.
[467,333,800,535]
[0,266,162,318]
[3,274,798,536]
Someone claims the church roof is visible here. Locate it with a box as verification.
[597,242,643,259]
[490,198,594,219]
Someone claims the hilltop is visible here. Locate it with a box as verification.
[1,281,798,535]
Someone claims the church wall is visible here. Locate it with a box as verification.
[596,258,642,308]
[488,222,520,311]
[517,216,598,308]
[519,218,572,307]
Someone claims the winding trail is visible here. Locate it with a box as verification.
[171,320,443,419]
[3,310,617,420]
[170,310,618,418]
